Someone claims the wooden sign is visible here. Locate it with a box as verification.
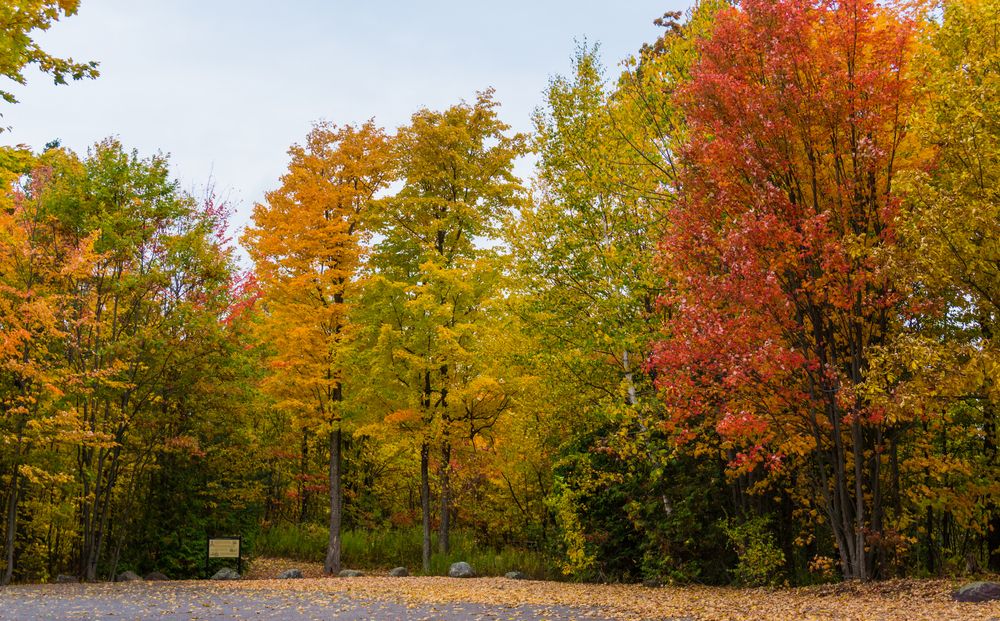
[207,538,240,559]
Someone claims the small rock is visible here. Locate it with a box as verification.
[276,568,303,579]
[144,571,168,581]
[116,570,142,582]
[954,581,1000,602]
[211,568,240,580]
[504,571,527,580]
[389,567,409,577]
[338,569,364,578]
[55,574,78,584]
[448,561,475,578]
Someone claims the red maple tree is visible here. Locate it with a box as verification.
[650,0,924,580]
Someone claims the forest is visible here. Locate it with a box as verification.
[0,0,998,589]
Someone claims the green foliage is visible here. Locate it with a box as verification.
[255,524,560,579]
[0,0,98,109]
[510,5,730,586]
[256,523,327,562]
[548,424,733,584]
[721,516,786,587]
[0,139,267,583]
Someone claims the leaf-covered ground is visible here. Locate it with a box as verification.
[236,575,998,620]
[3,564,998,621]
[0,581,618,621]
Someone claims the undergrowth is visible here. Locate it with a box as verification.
[255,524,561,580]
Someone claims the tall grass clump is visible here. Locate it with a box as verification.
[255,524,561,580]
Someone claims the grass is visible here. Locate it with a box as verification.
[254,524,562,580]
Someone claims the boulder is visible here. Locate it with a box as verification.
[389,567,409,577]
[504,571,527,580]
[276,568,303,579]
[211,568,240,580]
[448,562,475,578]
[953,581,1000,603]
[144,572,168,581]
[55,574,78,584]
[338,569,364,578]
[116,570,142,582]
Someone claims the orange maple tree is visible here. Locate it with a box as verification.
[243,121,393,574]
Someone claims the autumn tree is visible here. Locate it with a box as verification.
[53,141,197,581]
[0,139,263,583]
[42,140,260,581]
[880,0,1000,572]
[650,0,925,580]
[361,89,525,571]
[0,146,97,584]
[508,4,729,581]
[0,0,98,116]
[244,121,393,575]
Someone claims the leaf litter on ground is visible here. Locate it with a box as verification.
[240,558,1000,621]
[3,559,997,621]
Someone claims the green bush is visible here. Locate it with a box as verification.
[721,515,786,586]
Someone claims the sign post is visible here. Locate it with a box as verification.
[206,537,242,577]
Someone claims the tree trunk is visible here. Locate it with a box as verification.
[989,509,1000,572]
[926,506,935,575]
[107,522,124,582]
[438,441,451,554]
[852,418,867,581]
[2,471,19,585]
[421,441,431,573]
[83,449,105,583]
[85,444,121,582]
[324,425,343,575]
[298,430,310,524]
[984,372,1000,571]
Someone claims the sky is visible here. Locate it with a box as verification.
[3,0,689,237]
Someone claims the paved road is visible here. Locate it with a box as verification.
[0,582,625,620]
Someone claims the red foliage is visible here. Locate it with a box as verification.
[651,0,919,461]
[648,0,923,579]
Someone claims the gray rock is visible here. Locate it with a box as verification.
[144,572,168,581]
[954,581,1000,602]
[338,569,364,578]
[389,566,409,577]
[276,568,303,579]
[504,571,527,580]
[448,561,475,578]
[211,568,240,580]
[55,574,78,584]
[116,570,142,582]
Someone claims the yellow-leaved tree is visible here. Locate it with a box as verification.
[872,0,1000,572]
[243,121,393,575]
[359,90,526,572]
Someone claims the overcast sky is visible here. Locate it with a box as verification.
[3,0,688,236]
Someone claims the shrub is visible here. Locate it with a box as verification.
[720,516,786,586]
